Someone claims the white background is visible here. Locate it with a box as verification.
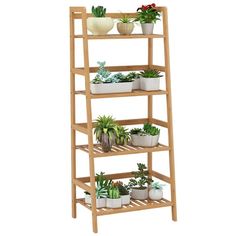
[0,0,236,235]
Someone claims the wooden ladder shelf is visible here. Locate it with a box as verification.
[70,6,177,233]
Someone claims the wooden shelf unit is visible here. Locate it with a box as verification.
[70,6,177,233]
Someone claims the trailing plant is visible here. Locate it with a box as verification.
[115,126,130,145]
[114,181,129,195]
[126,72,141,80]
[128,163,153,189]
[140,69,163,78]
[130,123,160,136]
[92,6,106,17]
[108,184,120,199]
[151,181,165,190]
[118,15,134,23]
[135,3,161,24]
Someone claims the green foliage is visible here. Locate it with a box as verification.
[94,115,117,143]
[96,184,108,199]
[135,4,161,23]
[151,182,165,190]
[115,126,130,145]
[130,128,142,135]
[128,163,153,189]
[140,69,163,78]
[96,172,112,189]
[119,15,133,23]
[143,123,160,136]
[126,72,141,80]
[92,6,106,17]
[108,185,120,199]
[114,181,129,195]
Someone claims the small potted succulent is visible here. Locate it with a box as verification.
[94,115,118,152]
[106,184,122,208]
[115,126,130,145]
[135,3,161,35]
[149,182,165,200]
[128,163,153,200]
[90,62,134,94]
[126,72,141,90]
[87,6,114,35]
[139,69,163,91]
[117,15,134,35]
[130,123,160,147]
[114,181,130,205]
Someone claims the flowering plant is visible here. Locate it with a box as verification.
[136,3,161,24]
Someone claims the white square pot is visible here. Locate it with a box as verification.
[131,188,148,200]
[132,79,140,90]
[84,194,106,209]
[140,77,160,91]
[121,195,131,205]
[106,198,122,208]
[90,82,133,94]
[131,134,159,147]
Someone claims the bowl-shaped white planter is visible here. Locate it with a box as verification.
[106,198,122,208]
[87,17,114,35]
[84,194,106,208]
[121,195,131,205]
[117,22,134,35]
[90,82,133,94]
[140,77,160,91]
[149,189,163,200]
[131,134,159,147]
[141,23,154,35]
[131,188,148,200]
[132,78,140,90]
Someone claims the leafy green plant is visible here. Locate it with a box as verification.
[130,128,142,135]
[143,123,160,136]
[115,126,130,145]
[135,4,161,24]
[126,72,141,80]
[151,182,165,190]
[92,6,106,17]
[96,184,108,198]
[128,163,153,189]
[108,185,120,199]
[119,15,134,23]
[114,181,129,195]
[92,61,111,84]
[96,172,112,189]
[140,69,163,78]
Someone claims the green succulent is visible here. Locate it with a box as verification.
[96,172,112,190]
[108,186,120,199]
[119,15,134,23]
[143,123,160,136]
[126,72,141,80]
[130,128,142,135]
[96,184,108,199]
[151,182,165,190]
[92,6,106,17]
[114,181,129,195]
[115,126,130,145]
[140,69,163,78]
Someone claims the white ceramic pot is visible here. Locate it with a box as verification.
[140,77,160,91]
[121,195,131,205]
[141,23,154,35]
[90,82,133,94]
[87,17,114,35]
[131,188,148,200]
[132,78,140,90]
[117,22,134,35]
[106,198,122,208]
[84,194,106,208]
[131,134,159,147]
[149,189,163,200]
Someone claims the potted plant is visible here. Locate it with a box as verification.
[94,115,118,152]
[106,184,122,208]
[114,181,130,205]
[139,69,163,91]
[126,72,141,90]
[130,123,160,147]
[87,6,114,35]
[128,163,153,200]
[90,62,134,94]
[115,126,130,145]
[135,3,161,35]
[117,15,134,35]
[149,182,165,200]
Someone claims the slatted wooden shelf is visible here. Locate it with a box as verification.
[76,143,170,157]
[75,89,168,98]
[74,34,165,40]
[76,198,173,216]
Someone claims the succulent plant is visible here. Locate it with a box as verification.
[115,126,130,145]
[140,69,163,78]
[130,123,160,136]
[114,181,129,195]
[126,72,141,80]
[96,183,108,199]
[151,182,165,190]
[108,185,120,199]
[92,6,106,17]
[92,61,111,84]
[130,128,143,135]
[119,15,134,23]
[96,172,112,189]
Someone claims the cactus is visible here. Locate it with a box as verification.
[92,6,106,17]
[108,186,120,199]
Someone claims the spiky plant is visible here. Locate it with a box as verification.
[140,69,163,78]
[115,126,130,145]
[108,185,120,199]
[91,6,106,17]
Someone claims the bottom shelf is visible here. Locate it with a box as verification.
[76,198,173,216]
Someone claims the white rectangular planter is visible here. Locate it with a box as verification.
[84,194,106,209]
[121,195,130,205]
[106,198,122,208]
[90,82,133,94]
[131,134,160,147]
[140,77,160,91]
[132,79,140,90]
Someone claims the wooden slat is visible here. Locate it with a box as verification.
[152,170,171,183]
[71,68,85,75]
[150,118,169,128]
[73,179,91,193]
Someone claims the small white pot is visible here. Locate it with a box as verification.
[141,23,155,35]
[106,198,122,208]
[149,189,163,200]
[131,188,148,200]
[87,17,114,35]
[121,195,131,205]
[90,82,133,94]
[132,78,140,90]
[140,77,160,91]
[84,194,106,208]
[117,22,134,35]
[131,134,159,147]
